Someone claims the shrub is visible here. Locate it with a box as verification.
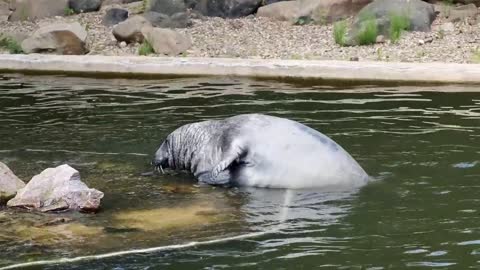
[333,20,347,46]
[389,13,410,43]
[356,16,377,45]
[138,40,154,56]
[64,7,75,16]
[0,34,23,54]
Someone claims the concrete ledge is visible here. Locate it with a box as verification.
[1,54,480,84]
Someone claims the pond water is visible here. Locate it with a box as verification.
[0,74,480,269]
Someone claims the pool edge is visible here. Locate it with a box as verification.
[1,54,479,85]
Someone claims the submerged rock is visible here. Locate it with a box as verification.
[7,164,104,213]
[0,162,25,204]
[15,222,104,245]
[114,204,223,231]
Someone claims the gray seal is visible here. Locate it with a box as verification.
[153,114,368,189]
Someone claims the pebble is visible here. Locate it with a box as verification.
[119,41,127,48]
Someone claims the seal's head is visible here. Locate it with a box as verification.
[152,140,170,173]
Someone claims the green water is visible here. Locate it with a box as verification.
[0,74,480,269]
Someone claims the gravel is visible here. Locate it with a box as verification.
[1,2,479,63]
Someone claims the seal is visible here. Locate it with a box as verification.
[152,114,368,189]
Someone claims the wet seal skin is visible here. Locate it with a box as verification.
[152,114,369,189]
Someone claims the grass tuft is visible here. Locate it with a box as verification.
[356,15,377,45]
[333,20,347,46]
[389,13,410,43]
[138,40,154,56]
[0,34,23,54]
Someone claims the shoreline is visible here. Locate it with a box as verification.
[1,54,480,84]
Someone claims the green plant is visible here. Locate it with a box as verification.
[64,7,75,16]
[0,34,23,54]
[389,13,410,43]
[294,16,312,26]
[438,29,445,39]
[138,40,154,56]
[471,47,480,63]
[333,20,347,46]
[142,0,150,13]
[356,15,378,45]
[376,47,383,60]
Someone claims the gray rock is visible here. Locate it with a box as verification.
[263,0,291,5]
[257,1,300,23]
[0,162,25,204]
[0,0,10,21]
[112,15,151,43]
[8,0,69,21]
[141,26,191,55]
[7,164,103,213]
[102,8,129,26]
[21,22,88,54]
[68,0,102,13]
[298,0,373,24]
[143,11,191,28]
[147,0,186,16]
[446,4,479,22]
[192,0,263,18]
[346,0,436,45]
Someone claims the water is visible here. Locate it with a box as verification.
[0,74,480,269]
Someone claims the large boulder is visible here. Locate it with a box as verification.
[102,8,129,26]
[147,0,187,15]
[0,162,25,204]
[143,11,191,28]
[257,1,300,22]
[7,164,103,213]
[113,15,151,43]
[141,26,191,55]
[8,0,69,21]
[68,0,102,13]
[346,0,436,45]
[191,0,263,18]
[21,22,88,54]
[0,0,10,21]
[258,0,373,24]
[298,0,373,24]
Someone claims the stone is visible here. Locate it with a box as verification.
[345,0,436,45]
[21,22,88,54]
[141,26,191,55]
[256,1,300,23]
[7,164,104,212]
[143,11,191,28]
[192,0,263,18]
[446,4,479,22]
[298,0,373,24]
[440,22,455,32]
[147,0,186,16]
[102,8,129,26]
[375,34,385,43]
[0,0,10,21]
[112,15,151,43]
[68,0,102,13]
[119,41,127,47]
[263,0,291,4]
[8,0,69,21]
[0,162,25,204]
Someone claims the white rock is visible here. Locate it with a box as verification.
[141,26,191,56]
[7,164,103,212]
[0,162,25,203]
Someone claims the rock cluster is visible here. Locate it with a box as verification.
[0,0,479,62]
[1,163,103,213]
